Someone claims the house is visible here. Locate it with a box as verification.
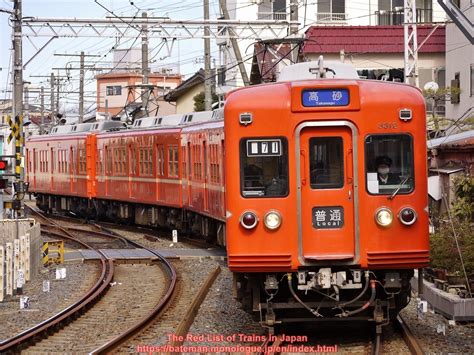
[95,70,182,118]
[164,69,210,114]
[218,0,446,90]
[427,130,474,214]
[444,0,473,121]
[302,25,445,90]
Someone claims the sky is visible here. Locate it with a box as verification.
[0,0,222,114]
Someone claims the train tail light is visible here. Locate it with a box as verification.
[375,207,393,227]
[240,211,258,229]
[264,210,282,230]
[399,207,417,226]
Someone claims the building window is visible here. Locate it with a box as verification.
[106,85,122,96]
[451,72,460,104]
[318,0,346,21]
[257,0,287,20]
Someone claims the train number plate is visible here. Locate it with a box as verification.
[312,206,344,229]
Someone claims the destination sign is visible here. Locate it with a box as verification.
[302,89,349,107]
[246,139,282,157]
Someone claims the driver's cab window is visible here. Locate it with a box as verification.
[240,138,288,198]
[365,134,414,195]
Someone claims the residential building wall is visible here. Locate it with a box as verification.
[96,73,181,116]
[221,0,446,89]
[176,84,204,114]
[445,0,473,120]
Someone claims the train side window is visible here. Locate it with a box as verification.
[240,138,288,198]
[365,134,414,195]
[309,137,344,189]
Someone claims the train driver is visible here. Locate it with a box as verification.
[375,155,399,185]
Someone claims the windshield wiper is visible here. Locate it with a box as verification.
[388,176,410,200]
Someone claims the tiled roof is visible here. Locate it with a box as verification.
[304,25,445,54]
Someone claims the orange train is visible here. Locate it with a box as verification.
[26,61,429,326]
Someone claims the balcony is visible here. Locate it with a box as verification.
[316,12,347,23]
[257,12,288,20]
[376,8,433,25]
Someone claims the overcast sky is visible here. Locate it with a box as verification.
[1,0,221,111]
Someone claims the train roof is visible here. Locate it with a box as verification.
[278,60,359,81]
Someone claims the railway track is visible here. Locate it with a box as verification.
[0,207,114,353]
[0,206,178,353]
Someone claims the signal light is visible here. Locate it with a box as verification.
[0,160,7,170]
[240,211,258,230]
[0,179,6,189]
[399,207,417,226]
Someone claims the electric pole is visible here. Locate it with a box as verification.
[204,0,212,110]
[142,12,150,116]
[40,86,44,134]
[79,51,84,122]
[53,53,101,122]
[50,72,55,119]
[290,0,299,63]
[218,0,249,86]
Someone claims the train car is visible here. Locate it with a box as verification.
[26,128,97,214]
[94,125,183,226]
[224,61,429,327]
[180,109,225,244]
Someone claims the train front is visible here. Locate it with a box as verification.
[224,62,429,327]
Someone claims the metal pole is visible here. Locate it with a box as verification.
[204,0,212,110]
[50,72,55,121]
[12,0,24,220]
[142,12,149,116]
[79,51,84,123]
[40,86,44,134]
[290,1,299,64]
[218,0,249,86]
[56,76,60,119]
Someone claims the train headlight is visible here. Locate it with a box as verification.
[240,211,258,229]
[399,207,417,226]
[264,210,282,230]
[375,208,393,227]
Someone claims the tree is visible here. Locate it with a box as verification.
[423,86,461,137]
[193,91,219,111]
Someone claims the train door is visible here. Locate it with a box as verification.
[50,148,55,191]
[70,147,77,194]
[297,122,358,262]
[203,140,209,212]
[187,142,192,206]
[105,146,110,196]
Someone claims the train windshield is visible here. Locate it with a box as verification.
[240,138,289,198]
[365,134,414,195]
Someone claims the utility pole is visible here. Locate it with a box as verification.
[142,12,150,116]
[218,0,249,86]
[50,72,55,119]
[289,0,300,63]
[404,0,419,87]
[53,53,101,122]
[79,51,84,122]
[204,0,212,110]
[40,86,44,134]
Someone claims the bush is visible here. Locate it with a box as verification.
[430,174,474,275]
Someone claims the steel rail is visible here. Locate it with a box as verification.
[0,207,115,353]
[395,314,424,355]
[88,223,178,354]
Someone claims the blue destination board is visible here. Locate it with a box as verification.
[302,89,349,107]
